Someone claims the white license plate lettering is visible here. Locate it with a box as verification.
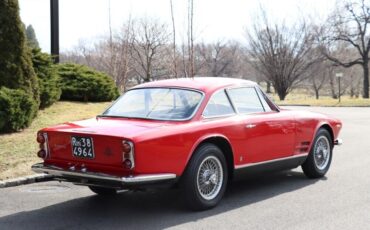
[71,136,94,159]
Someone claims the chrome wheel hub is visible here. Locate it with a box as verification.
[201,169,217,185]
[197,156,223,200]
[314,136,331,170]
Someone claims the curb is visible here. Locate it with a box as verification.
[0,174,53,188]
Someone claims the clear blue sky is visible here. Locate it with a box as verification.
[19,0,336,53]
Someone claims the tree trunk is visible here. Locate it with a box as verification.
[144,74,150,82]
[276,88,287,101]
[350,75,354,98]
[266,81,271,93]
[363,63,369,98]
[315,89,319,99]
[329,75,337,99]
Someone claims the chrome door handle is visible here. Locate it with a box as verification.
[245,124,256,129]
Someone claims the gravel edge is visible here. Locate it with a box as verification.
[0,174,53,188]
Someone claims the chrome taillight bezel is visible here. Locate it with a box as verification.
[37,132,50,159]
[122,140,135,169]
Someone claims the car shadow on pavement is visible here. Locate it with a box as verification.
[0,170,320,230]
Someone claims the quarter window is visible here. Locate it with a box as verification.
[228,87,264,114]
[203,90,235,117]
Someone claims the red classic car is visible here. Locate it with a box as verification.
[32,77,342,210]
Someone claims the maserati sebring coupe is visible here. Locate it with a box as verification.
[32,77,342,210]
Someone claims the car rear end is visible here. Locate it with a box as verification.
[33,129,176,189]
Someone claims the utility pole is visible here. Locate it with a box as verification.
[50,0,59,63]
[336,72,343,103]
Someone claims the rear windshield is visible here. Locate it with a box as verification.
[103,88,203,120]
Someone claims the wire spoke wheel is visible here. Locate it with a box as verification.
[302,128,334,179]
[182,143,227,210]
[313,136,331,170]
[196,156,223,200]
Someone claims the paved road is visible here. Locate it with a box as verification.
[0,107,369,230]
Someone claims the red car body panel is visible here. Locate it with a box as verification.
[37,78,342,179]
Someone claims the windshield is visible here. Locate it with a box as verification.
[103,88,203,120]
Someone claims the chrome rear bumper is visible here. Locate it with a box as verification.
[31,163,176,187]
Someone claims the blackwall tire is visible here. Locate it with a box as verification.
[302,128,333,179]
[181,143,228,210]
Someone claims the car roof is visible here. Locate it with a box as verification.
[132,77,257,93]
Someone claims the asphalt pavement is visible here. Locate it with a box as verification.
[0,106,369,230]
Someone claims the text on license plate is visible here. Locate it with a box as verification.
[71,136,94,159]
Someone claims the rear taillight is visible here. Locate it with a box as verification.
[37,149,46,158]
[37,132,49,159]
[122,140,134,170]
[37,132,45,143]
[122,142,132,154]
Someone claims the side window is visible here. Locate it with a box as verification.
[256,87,272,112]
[257,87,279,112]
[227,87,264,114]
[203,90,235,117]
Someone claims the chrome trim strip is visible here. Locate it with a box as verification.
[43,133,50,158]
[31,163,176,184]
[334,138,343,145]
[235,153,308,170]
[122,140,135,169]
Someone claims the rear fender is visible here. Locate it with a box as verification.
[184,133,233,170]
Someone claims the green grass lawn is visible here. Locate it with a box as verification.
[276,94,370,107]
[0,101,111,180]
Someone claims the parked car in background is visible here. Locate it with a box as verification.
[32,77,342,210]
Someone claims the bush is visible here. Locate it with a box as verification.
[58,63,119,102]
[0,0,39,133]
[0,0,39,105]
[31,48,61,109]
[0,87,37,133]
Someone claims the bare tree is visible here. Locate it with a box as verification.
[129,17,171,82]
[195,40,242,77]
[61,21,135,92]
[113,20,135,91]
[347,66,363,97]
[169,0,178,78]
[246,13,320,100]
[310,61,329,99]
[187,0,194,77]
[321,0,370,98]
[328,70,338,99]
[180,41,188,77]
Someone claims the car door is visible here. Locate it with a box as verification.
[227,87,296,163]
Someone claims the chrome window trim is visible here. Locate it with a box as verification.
[254,86,269,112]
[256,86,280,112]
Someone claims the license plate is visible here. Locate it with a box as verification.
[71,136,94,159]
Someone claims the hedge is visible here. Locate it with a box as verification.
[58,63,119,102]
[0,0,40,105]
[31,48,61,109]
[0,87,37,133]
